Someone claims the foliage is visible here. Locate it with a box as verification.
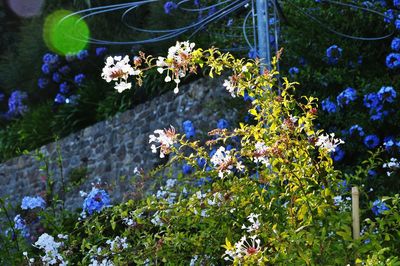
[1,44,399,265]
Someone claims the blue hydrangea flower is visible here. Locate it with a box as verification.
[326,45,343,65]
[364,135,380,149]
[384,9,395,23]
[59,82,70,94]
[372,199,389,215]
[377,86,396,103]
[54,93,66,104]
[52,72,61,83]
[349,125,365,137]
[41,63,51,75]
[164,1,177,14]
[321,97,337,113]
[332,147,345,162]
[8,90,28,116]
[77,50,89,60]
[21,196,46,210]
[42,53,59,65]
[83,188,111,215]
[182,120,196,138]
[363,92,380,109]
[396,19,400,30]
[370,108,387,121]
[74,73,86,85]
[58,65,71,75]
[386,53,400,69]
[217,119,229,129]
[38,78,49,89]
[182,163,194,175]
[391,37,400,51]
[337,87,357,107]
[289,67,299,76]
[96,47,107,56]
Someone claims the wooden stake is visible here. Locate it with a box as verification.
[352,187,360,240]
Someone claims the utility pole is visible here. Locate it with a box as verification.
[255,0,271,71]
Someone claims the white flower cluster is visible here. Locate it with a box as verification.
[101,55,140,93]
[211,146,241,178]
[333,195,351,212]
[156,41,195,94]
[383,158,400,176]
[253,142,270,167]
[106,236,128,253]
[241,213,261,233]
[223,78,237,98]
[315,133,344,153]
[149,126,177,158]
[223,235,262,262]
[33,233,67,265]
[88,247,114,266]
[156,178,178,205]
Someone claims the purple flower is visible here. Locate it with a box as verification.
[21,196,46,210]
[182,120,196,138]
[217,119,229,129]
[77,50,89,60]
[337,87,357,107]
[326,45,342,65]
[74,73,86,85]
[364,135,380,149]
[332,147,345,162]
[377,86,396,103]
[182,163,194,175]
[54,93,66,104]
[96,47,107,56]
[41,63,51,75]
[386,53,400,69]
[384,9,395,23]
[372,199,389,216]
[349,125,365,137]
[363,92,380,109]
[52,72,61,83]
[164,1,177,14]
[321,98,337,113]
[391,37,400,51]
[59,82,70,94]
[289,67,299,76]
[38,78,49,89]
[7,90,28,117]
[83,188,111,215]
[58,65,71,75]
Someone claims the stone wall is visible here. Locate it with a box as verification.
[0,77,237,210]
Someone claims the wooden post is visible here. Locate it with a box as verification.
[352,187,360,240]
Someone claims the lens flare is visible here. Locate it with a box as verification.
[6,0,44,18]
[43,10,90,55]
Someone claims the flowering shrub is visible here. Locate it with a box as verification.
[0,43,397,265]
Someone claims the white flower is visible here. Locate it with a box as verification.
[383,158,400,176]
[223,78,237,98]
[148,126,177,158]
[241,213,261,233]
[34,233,67,265]
[211,146,235,178]
[253,142,270,167]
[106,236,128,253]
[102,55,136,93]
[223,235,262,261]
[315,133,344,153]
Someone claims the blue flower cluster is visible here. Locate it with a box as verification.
[289,67,299,76]
[83,188,111,215]
[364,134,380,149]
[321,97,337,114]
[7,90,28,117]
[326,45,342,65]
[13,214,30,238]
[21,196,46,210]
[337,87,357,107]
[371,199,389,216]
[363,86,396,121]
[349,125,365,137]
[164,1,177,14]
[182,120,196,138]
[217,118,229,129]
